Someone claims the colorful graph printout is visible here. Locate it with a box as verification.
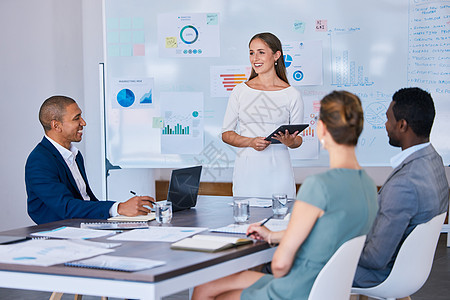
[160,92,204,154]
[158,13,220,58]
[210,66,252,98]
[111,78,154,109]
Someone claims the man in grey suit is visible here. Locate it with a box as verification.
[353,87,449,288]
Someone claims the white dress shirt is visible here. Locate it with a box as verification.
[390,142,431,169]
[45,135,119,216]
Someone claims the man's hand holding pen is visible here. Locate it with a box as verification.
[117,191,155,216]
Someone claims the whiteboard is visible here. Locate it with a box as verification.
[103,0,450,168]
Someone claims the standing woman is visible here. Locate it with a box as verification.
[222,32,304,199]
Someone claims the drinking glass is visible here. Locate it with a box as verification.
[233,199,250,223]
[272,194,288,217]
[155,201,173,224]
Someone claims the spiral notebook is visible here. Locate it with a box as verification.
[80,222,149,230]
[65,255,166,272]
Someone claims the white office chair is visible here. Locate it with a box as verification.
[307,235,366,300]
[351,212,447,300]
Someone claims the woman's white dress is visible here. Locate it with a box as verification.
[222,83,304,199]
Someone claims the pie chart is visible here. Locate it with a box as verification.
[284,54,293,68]
[117,89,135,107]
[180,25,199,44]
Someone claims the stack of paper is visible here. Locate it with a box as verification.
[31,226,116,239]
[0,239,113,266]
[65,255,165,272]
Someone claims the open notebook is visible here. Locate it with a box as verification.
[171,234,252,253]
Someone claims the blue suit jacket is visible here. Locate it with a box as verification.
[25,137,115,224]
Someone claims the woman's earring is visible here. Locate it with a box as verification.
[275,61,278,66]
[320,139,325,148]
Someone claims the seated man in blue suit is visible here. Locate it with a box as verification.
[353,87,449,288]
[25,95,155,224]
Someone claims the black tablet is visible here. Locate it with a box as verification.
[265,124,309,144]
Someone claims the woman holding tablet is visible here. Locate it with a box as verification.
[193,91,378,300]
[221,32,304,199]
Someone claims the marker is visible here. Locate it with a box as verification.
[130,191,156,205]
[247,216,273,237]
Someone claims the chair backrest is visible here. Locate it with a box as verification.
[351,212,446,299]
[308,235,366,300]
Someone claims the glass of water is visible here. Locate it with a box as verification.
[272,194,288,217]
[233,199,250,224]
[155,201,172,224]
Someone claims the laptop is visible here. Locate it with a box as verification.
[166,166,202,212]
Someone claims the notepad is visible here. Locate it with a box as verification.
[107,213,155,222]
[65,255,166,272]
[80,222,149,230]
[170,234,252,253]
[211,214,291,234]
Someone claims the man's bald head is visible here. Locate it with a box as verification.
[39,96,76,132]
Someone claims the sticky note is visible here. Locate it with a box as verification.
[120,17,132,30]
[107,31,120,44]
[106,18,119,30]
[315,20,327,32]
[132,17,145,29]
[133,44,145,56]
[293,21,306,33]
[166,37,178,48]
[108,45,120,57]
[207,13,218,25]
[133,31,145,44]
[153,117,164,128]
[120,45,133,56]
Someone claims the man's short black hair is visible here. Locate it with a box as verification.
[392,87,435,138]
[39,96,76,132]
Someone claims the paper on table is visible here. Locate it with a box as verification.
[65,255,165,272]
[211,214,291,234]
[108,226,207,242]
[108,213,155,222]
[30,226,115,239]
[0,239,113,267]
[69,239,122,249]
[228,198,272,207]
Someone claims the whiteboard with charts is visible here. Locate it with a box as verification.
[103,0,450,169]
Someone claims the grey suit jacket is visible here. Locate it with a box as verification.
[353,144,449,287]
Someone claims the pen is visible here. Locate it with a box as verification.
[130,191,156,205]
[259,216,273,227]
[247,216,273,237]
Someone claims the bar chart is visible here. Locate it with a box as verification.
[162,123,190,135]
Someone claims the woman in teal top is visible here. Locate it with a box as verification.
[192,91,379,300]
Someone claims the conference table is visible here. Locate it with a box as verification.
[0,196,282,300]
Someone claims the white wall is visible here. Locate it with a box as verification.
[0,0,84,231]
[1,0,449,232]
